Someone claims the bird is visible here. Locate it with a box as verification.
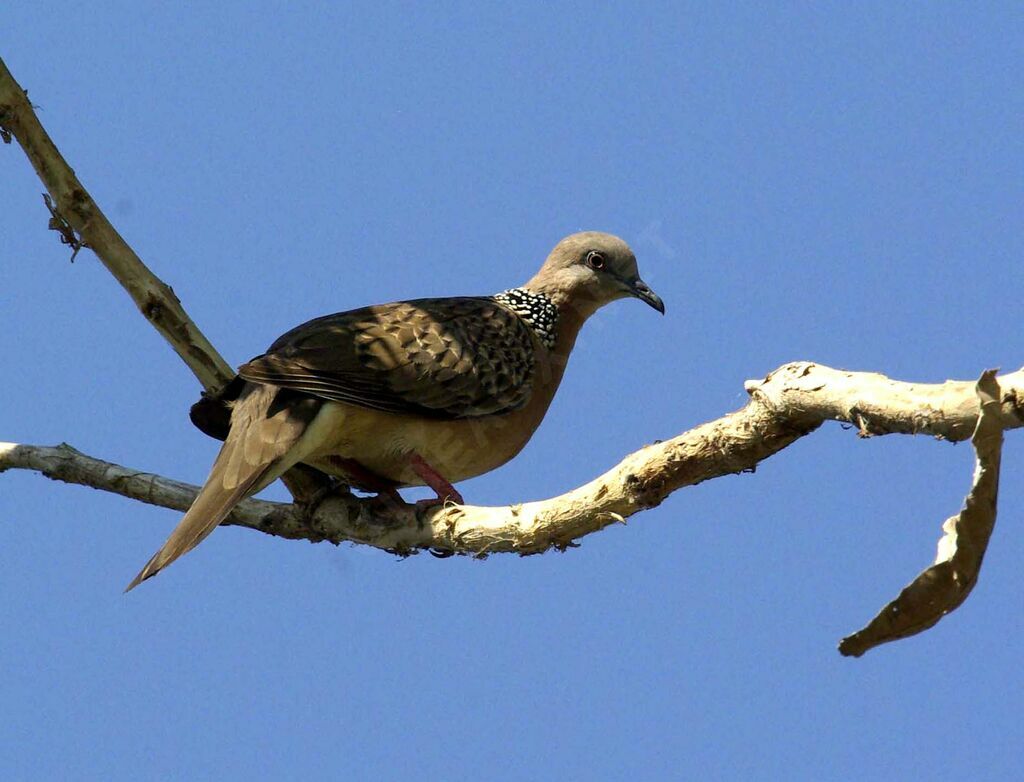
[126,231,664,590]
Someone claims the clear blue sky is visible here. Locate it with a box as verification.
[3,3,1022,780]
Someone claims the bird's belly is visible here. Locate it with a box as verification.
[301,401,538,488]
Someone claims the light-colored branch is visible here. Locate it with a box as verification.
[4,363,1018,654]
[0,55,233,392]
[0,442,312,541]
[746,363,1024,441]
[838,371,1005,656]
[4,363,1022,559]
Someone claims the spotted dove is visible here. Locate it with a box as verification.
[126,231,664,590]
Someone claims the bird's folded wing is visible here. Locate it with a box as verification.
[237,297,538,419]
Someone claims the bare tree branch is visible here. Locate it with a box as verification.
[745,363,1024,439]
[0,55,233,392]
[838,371,1006,656]
[3,363,1021,559]
[4,51,1021,653]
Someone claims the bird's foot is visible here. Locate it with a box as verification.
[408,453,464,506]
[364,455,463,528]
[368,487,410,513]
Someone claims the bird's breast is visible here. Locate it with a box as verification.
[303,358,565,488]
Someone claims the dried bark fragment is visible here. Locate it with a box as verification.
[838,371,1004,657]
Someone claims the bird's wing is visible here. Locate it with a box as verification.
[237,297,538,419]
[126,384,320,590]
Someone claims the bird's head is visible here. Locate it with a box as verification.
[526,231,665,317]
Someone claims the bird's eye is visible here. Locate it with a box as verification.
[586,251,606,270]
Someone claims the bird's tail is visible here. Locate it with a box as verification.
[124,440,271,592]
[125,384,320,591]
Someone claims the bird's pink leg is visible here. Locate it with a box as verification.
[408,453,464,506]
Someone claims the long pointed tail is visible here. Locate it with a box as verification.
[124,444,270,591]
[125,384,320,591]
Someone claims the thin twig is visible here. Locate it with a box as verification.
[0,56,233,392]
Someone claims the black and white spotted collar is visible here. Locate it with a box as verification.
[493,288,559,349]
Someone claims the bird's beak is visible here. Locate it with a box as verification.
[628,278,665,314]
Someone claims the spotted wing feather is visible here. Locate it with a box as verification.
[237,297,538,419]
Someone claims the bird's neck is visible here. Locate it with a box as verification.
[522,274,604,321]
[494,287,560,349]
[495,285,595,378]
[523,297,590,399]
[549,301,588,361]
